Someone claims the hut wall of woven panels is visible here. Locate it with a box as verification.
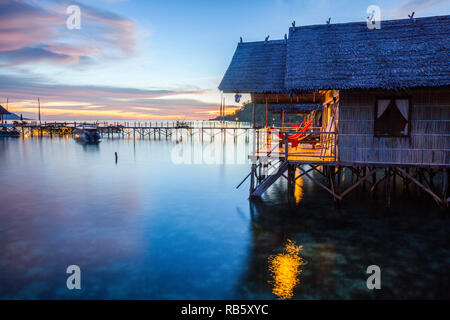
[338,87,450,167]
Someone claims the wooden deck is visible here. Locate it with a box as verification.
[249,143,336,163]
[250,128,337,163]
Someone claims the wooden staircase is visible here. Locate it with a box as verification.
[250,161,289,197]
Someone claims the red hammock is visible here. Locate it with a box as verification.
[279,119,313,147]
[279,119,306,139]
[288,119,306,128]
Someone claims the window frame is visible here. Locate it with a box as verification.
[374,96,412,138]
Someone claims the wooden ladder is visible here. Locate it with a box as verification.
[251,161,289,197]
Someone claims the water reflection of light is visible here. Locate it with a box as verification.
[294,168,304,204]
[268,239,306,299]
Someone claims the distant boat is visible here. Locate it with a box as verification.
[73,124,101,143]
[0,124,20,137]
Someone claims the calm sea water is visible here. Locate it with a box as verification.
[0,133,449,299]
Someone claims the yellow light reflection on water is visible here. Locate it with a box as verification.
[268,239,306,299]
[294,168,304,204]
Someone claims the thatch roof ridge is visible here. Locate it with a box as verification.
[218,39,287,94]
[289,14,450,31]
[237,39,286,46]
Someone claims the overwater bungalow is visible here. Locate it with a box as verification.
[0,105,20,137]
[0,105,9,123]
[219,15,450,207]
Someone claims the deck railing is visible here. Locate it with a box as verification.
[252,127,337,163]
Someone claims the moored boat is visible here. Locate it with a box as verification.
[73,124,101,143]
[0,124,20,137]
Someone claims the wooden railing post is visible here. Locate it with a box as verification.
[256,130,260,157]
[284,132,288,161]
[334,132,337,162]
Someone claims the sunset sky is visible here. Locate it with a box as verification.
[1,0,449,120]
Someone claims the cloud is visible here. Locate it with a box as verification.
[0,46,78,67]
[0,0,60,52]
[0,0,138,67]
[59,0,138,53]
[0,74,220,120]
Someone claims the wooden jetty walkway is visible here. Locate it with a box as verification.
[11,121,252,142]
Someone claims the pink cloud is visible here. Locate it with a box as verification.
[0,0,138,66]
[0,74,218,120]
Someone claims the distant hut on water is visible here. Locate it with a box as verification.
[0,105,10,123]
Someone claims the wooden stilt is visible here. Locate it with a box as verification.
[328,166,340,203]
[299,165,341,200]
[429,169,435,190]
[393,169,397,195]
[397,167,443,207]
[334,168,378,199]
[287,165,292,200]
[443,168,448,207]
[372,169,377,198]
[418,168,424,197]
[336,167,342,195]
[402,167,409,194]
[362,167,367,192]
[385,168,391,208]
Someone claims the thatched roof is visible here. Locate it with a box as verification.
[0,105,10,115]
[285,15,450,91]
[218,40,286,93]
[219,15,450,93]
[268,104,321,113]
